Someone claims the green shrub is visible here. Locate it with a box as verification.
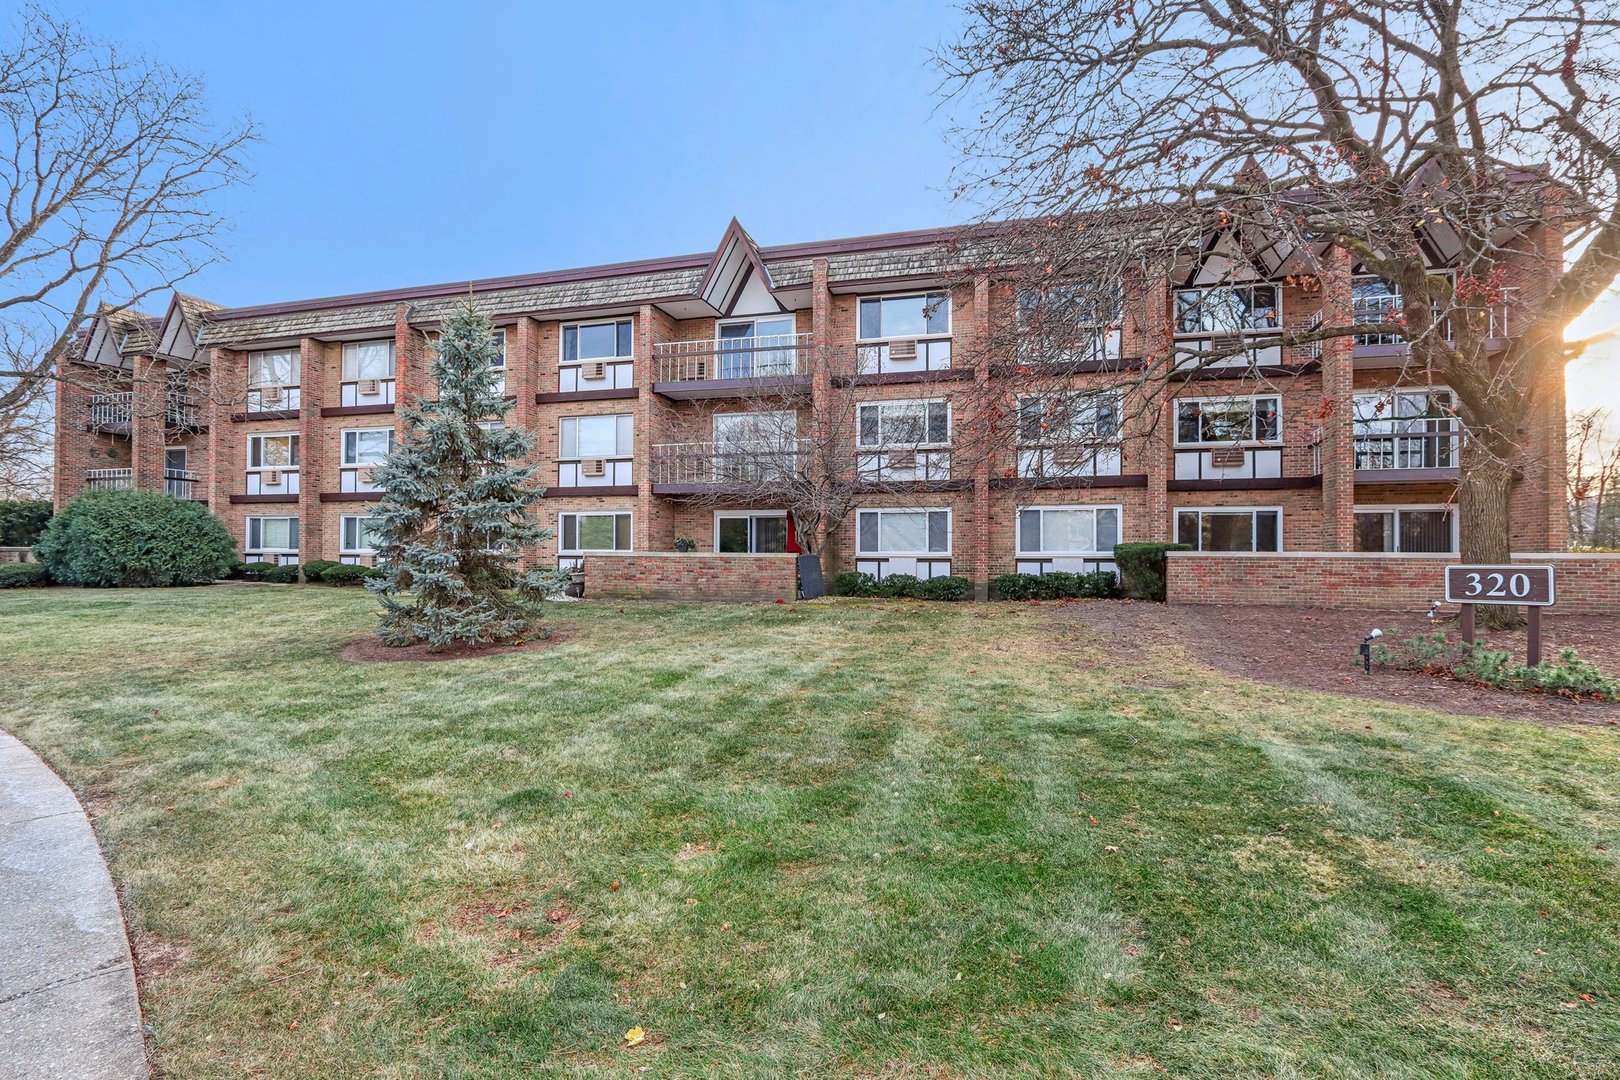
[235,561,276,581]
[1031,571,1080,600]
[301,559,341,583]
[1078,570,1121,598]
[259,563,300,584]
[1113,542,1192,601]
[0,562,49,588]
[0,499,51,546]
[919,575,971,601]
[991,572,1035,600]
[35,491,234,587]
[319,563,381,586]
[833,570,878,597]
[877,573,924,598]
[1373,635,1618,700]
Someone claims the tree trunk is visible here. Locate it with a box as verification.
[1458,438,1519,629]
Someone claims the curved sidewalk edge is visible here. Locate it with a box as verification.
[0,731,147,1079]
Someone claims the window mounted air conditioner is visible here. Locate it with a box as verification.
[1209,447,1248,469]
[265,468,284,485]
[581,458,607,479]
[259,385,284,405]
[888,339,919,361]
[358,378,382,396]
[887,450,918,471]
[582,360,607,381]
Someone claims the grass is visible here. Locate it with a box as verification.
[3,586,1620,1077]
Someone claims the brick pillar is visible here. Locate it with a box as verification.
[130,355,167,492]
[633,304,661,552]
[208,348,245,516]
[808,258,839,574]
[1139,269,1172,541]
[1528,211,1569,550]
[392,303,425,446]
[970,274,993,599]
[53,358,94,508]
[1318,246,1356,551]
[510,316,541,438]
[297,337,329,564]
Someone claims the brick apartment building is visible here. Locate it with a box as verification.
[51,216,1567,595]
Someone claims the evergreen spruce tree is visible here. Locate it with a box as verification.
[367,300,565,648]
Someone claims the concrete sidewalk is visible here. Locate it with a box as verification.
[0,731,146,1079]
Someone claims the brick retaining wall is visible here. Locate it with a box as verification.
[1166,552,1620,615]
[585,553,798,602]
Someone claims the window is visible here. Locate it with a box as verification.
[857,293,950,340]
[248,348,299,387]
[342,340,396,381]
[559,414,633,458]
[1174,508,1282,552]
[1015,284,1122,362]
[716,512,789,554]
[1017,506,1120,555]
[1174,284,1281,334]
[856,400,950,447]
[1354,506,1456,553]
[1353,389,1458,470]
[342,428,392,466]
[1017,393,1119,444]
[717,315,798,378]
[246,516,299,557]
[489,329,506,369]
[857,508,951,555]
[558,511,632,553]
[563,320,633,361]
[247,434,299,468]
[1174,396,1281,445]
[341,514,381,554]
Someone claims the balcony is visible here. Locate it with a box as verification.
[1352,290,1514,362]
[84,467,133,491]
[652,335,813,399]
[164,469,201,500]
[87,391,202,432]
[650,440,806,493]
[1353,429,1461,482]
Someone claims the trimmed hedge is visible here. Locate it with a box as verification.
[0,499,51,546]
[319,563,382,586]
[918,575,972,601]
[992,570,1119,601]
[833,570,971,600]
[0,562,49,588]
[1113,543,1191,601]
[301,559,342,583]
[877,573,923,598]
[833,570,879,597]
[35,491,234,587]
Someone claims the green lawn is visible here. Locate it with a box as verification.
[3,587,1619,1077]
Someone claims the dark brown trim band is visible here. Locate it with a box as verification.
[320,404,395,418]
[836,368,976,388]
[228,493,299,504]
[230,409,300,422]
[543,485,638,498]
[536,388,640,404]
[1171,362,1322,382]
[317,492,384,502]
[990,473,1151,491]
[1167,476,1323,491]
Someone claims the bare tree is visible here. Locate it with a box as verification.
[939,1,1620,623]
[0,7,254,457]
[1568,407,1620,547]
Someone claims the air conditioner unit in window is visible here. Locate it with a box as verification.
[1212,333,1245,354]
[1052,445,1091,469]
[1210,447,1248,469]
[888,339,919,361]
[259,385,283,405]
[265,468,283,485]
[357,378,382,396]
[887,450,918,472]
[581,458,607,479]
[582,360,607,381]
[360,467,379,486]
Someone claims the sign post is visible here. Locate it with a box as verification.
[1443,564,1556,665]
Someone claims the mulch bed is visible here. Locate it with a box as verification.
[340,630,568,664]
[1045,601,1620,727]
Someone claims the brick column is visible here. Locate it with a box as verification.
[1317,246,1356,551]
[297,337,329,564]
[208,348,245,515]
[510,316,541,437]
[808,258,839,573]
[130,354,167,492]
[970,274,992,599]
[53,358,94,508]
[393,303,425,445]
[1139,269,1172,541]
[1525,209,1569,550]
[634,304,679,552]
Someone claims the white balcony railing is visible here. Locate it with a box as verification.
[1353,429,1461,471]
[87,391,199,428]
[650,440,806,486]
[653,334,811,384]
[85,468,133,491]
[164,469,200,499]
[1353,290,1514,347]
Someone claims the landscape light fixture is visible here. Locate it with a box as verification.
[1360,628,1383,675]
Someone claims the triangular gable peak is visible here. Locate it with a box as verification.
[1187,205,1322,287]
[81,306,135,369]
[155,292,220,367]
[697,218,784,317]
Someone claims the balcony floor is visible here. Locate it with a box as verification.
[652,375,812,400]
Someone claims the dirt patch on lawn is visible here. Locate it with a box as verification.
[340,630,568,663]
[1044,601,1620,726]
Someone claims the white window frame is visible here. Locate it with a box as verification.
[489,328,507,369]
[855,291,952,342]
[855,507,952,556]
[1353,504,1459,554]
[341,339,397,382]
[561,319,635,362]
[856,399,951,449]
[559,414,634,459]
[1015,392,1121,445]
[245,516,299,563]
[1173,395,1283,447]
[1173,283,1283,335]
[1016,505,1122,557]
[247,347,300,388]
[1173,506,1284,552]
[556,511,633,555]
[714,510,791,554]
[341,427,393,466]
[247,433,300,470]
[340,514,381,556]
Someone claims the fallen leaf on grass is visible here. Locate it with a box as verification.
[623,1026,646,1047]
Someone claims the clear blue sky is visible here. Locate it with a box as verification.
[75,0,970,308]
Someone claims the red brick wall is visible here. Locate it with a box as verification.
[1167,552,1620,614]
[585,553,797,602]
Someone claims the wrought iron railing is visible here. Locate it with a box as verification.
[652,334,811,384]
[650,440,807,485]
[165,469,200,499]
